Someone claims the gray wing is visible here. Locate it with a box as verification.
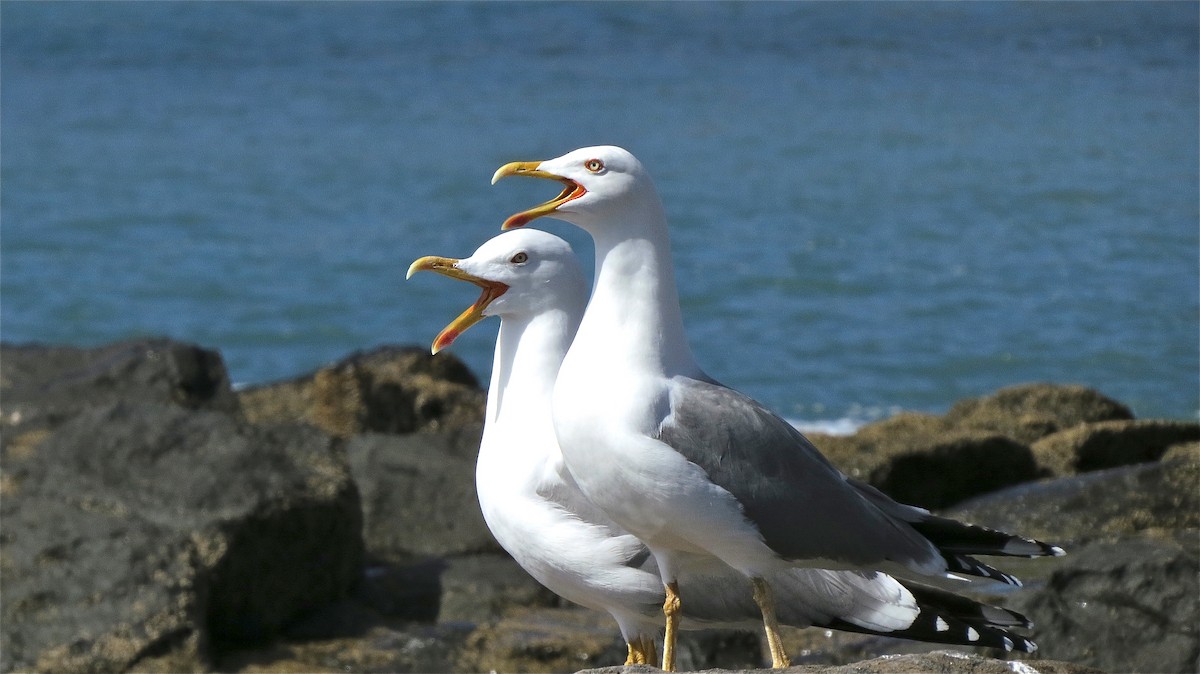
[656,375,943,576]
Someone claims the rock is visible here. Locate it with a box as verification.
[437,554,561,624]
[355,558,447,624]
[580,650,1104,674]
[457,607,627,673]
[810,412,951,481]
[0,338,239,430]
[865,433,1036,510]
[947,452,1199,546]
[944,383,1133,445]
[1009,532,1198,674]
[1163,441,1200,462]
[237,346,485,437]
[348,429,500,560]
[456,608,762,673]
[812,412,1038,509]
[1031,419,1200,476]
[214,621,474,674]
[0,402,363,673]
[944,452,1199,673]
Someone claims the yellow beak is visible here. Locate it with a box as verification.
[407,255,508,354]
[492,160,586,230]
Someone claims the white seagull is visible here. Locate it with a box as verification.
[407,228,1039,667]
[492,146,1063,670]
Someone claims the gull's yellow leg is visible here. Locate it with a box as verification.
[626,635,656,665]
[751,577,791,668]
[662,581,681,671]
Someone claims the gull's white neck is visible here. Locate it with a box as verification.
[487,308,579,426]
[575,202,700,379]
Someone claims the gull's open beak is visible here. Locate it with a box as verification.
[492,161,585,230]
[407,256,508,354]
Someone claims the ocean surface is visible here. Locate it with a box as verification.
[3,2,1197,429]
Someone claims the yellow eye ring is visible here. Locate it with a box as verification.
[585,159,604,173]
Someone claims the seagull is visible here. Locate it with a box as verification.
[492,146,1064,670]
[407,228,1040,667]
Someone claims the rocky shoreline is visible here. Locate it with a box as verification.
[2,338,1196,673]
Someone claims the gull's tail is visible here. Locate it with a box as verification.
[819,578,1038,653]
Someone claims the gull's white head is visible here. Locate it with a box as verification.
[407,228,586,354]
[492,145,664,232]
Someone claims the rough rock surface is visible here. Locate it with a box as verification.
[1030,418,1200,476]
[1010,532,1198,674]
[1,402,362,673]
[348,429,500,560]
[946,452,1200,674]
[948,453,1199,544]
[811,412,1038,509]
[237,346,485,437]
[943,383,1134,444]
[7,339,1196,674]
[1,338,239,428]
[580,650,1105,674]
[808,383,1191,510]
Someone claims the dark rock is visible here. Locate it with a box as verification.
[867,432,1037,510]
[0,402,362,673]
[215,621,474,674]
[947,452,1199,546]
[437,554,561,624]
[237,345,485,437]
[944,452,1199,673]
[1009,532,1198,674]
[348,429,500,561]
[944,383,1134,445]
[0,338,239,430]
[812,413,1038,509]
[357,558,448,623]
[580,650,1104,674]
[1030,419,1200,476]
[457,607,628,673]
[673,630,769,671]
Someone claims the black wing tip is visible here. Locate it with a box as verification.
[914,513,1066,560]
[911,610,1039,653]
[821,614,1037,653]
[1008,536,1067,558]
[947,554,1023,587]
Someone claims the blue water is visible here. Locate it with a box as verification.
[3,2,1197,426]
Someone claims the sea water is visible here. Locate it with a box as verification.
[3,2,1197,427]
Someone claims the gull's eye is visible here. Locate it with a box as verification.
[510,251,528,264]
[585,158,604,173]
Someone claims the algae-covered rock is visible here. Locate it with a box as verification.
[238,346,485,437]
[812,412,1038,509]
[1031,418,1200,476]
[944,383,1133,444]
